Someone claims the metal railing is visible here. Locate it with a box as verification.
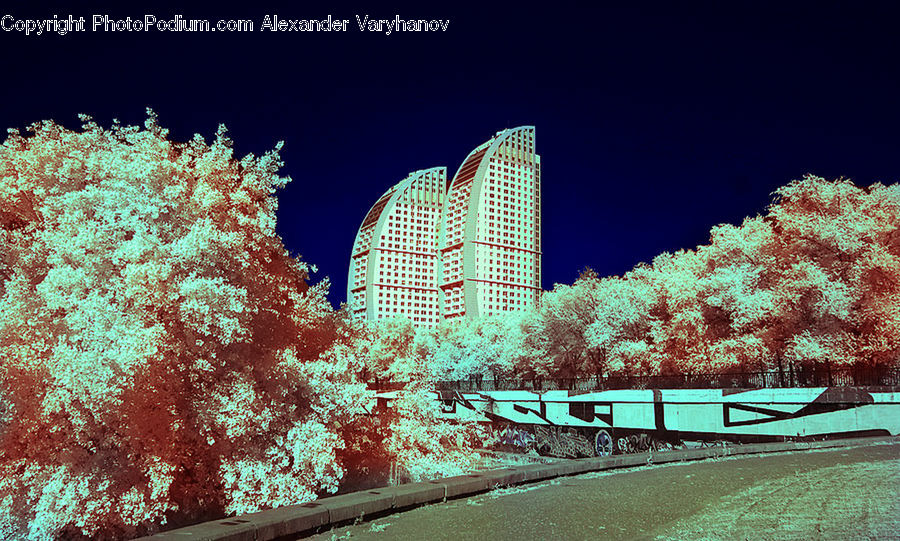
[369,367,900,392]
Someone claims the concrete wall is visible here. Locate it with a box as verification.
[427,387,900,438]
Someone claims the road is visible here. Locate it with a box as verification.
[309,442,900,540]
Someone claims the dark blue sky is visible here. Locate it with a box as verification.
[4,2,899,307]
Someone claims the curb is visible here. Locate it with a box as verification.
[137,435,898,540]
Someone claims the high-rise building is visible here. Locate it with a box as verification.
[348,167,447,327]
[439,126,541,320]
[348,127,541,327]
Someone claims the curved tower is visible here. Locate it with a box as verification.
[438,126,541,319]
[348,167,447,327]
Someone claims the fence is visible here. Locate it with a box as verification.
[370,367,900,392]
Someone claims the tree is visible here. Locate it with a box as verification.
[343,317,417,382]
[418,319,471,380]
[0,113,367,539]
[645,175,900,377]
[380,383,486,483]
[764,175,900,374]
[533,270,603,380]
[585,272,659,376]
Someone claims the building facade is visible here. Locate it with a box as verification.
[348,127,541,327]
[438,126,541,320]
[348,167,447,327]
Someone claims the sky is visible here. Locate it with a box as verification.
[3,2,900,308]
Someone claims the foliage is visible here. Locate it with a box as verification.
[0,113,366,539]
[380,383,486,482]
[421,175,900,379]
[420,312,542,381]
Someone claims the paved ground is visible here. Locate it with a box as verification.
[309,442,900,540]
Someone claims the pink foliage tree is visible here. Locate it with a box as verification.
[519,175,900,379]
[764,176,900,373]
[0,113,369,538]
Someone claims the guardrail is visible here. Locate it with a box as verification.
[369,367,900,392]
